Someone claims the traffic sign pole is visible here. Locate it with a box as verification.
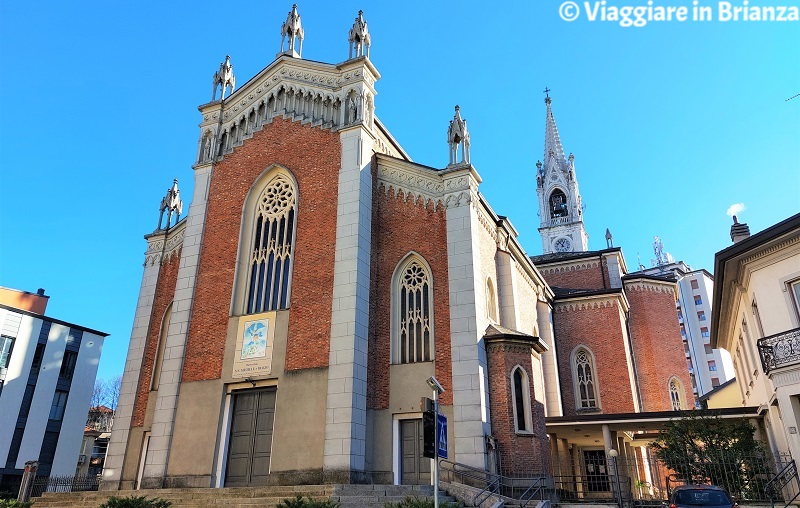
[433,388,439,508]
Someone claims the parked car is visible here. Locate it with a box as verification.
[668,485,737,508]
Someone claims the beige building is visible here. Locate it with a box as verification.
[711,213,800,459]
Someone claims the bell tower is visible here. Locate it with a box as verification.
[536,93,589,254]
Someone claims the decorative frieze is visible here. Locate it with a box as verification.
[539,260,599,276]
[554,296,621,313]
[198,58,378,165]
[144,221,186,267]
[376,158,478,210]
[623,279,676,294]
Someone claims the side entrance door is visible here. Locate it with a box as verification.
[225,388,276,487]
[583,450,611,493]
[400,419,431,485]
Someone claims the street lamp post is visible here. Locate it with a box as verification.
[426,376,445,508]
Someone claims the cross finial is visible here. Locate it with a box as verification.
[543,87,551,98]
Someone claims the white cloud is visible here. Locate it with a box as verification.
[726,203,746,217]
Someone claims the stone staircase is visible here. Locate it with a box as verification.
[32,484,459,508]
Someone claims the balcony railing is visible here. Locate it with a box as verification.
[758,327,800,374]
[546,216,571,227]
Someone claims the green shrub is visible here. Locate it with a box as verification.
[384,496,461,508]
[98,495,172,508]
[276,495,339,508]
[0,501,33,508]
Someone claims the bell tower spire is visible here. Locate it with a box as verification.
[535,93,589,254]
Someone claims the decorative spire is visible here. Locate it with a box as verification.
[212,55,235,101]
[157,179,183,230]
[280,4,304,58]
[447,105,471,166]
[348,10,371,59]
[605,228,613,248]
[543,94,568,171]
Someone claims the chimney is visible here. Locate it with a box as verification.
[37,288,45,296]
[730,215,751,243]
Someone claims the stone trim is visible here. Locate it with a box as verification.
[740,234,800,268]
[554,293,628,313]
[376,157,479,210]
[623,278,676,294]
[538,259,600,277]
[144,221,186,267]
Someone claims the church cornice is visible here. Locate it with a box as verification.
[375,155,479,210]
[554,291,629,313]
[622,277,677,296]
[144,219,186,267]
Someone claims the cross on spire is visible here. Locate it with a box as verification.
[543,87,552,104]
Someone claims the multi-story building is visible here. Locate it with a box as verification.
[634,260,733,401]
[0,286,108,491]
[711,213,800,459]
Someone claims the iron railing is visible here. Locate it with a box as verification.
[29,474,99,497]
[758,327,800,374]
[551,451,793,503]
[439,458,546,508]
[765,460,800,508]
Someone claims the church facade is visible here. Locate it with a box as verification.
[103,6,693,492]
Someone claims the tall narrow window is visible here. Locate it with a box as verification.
[49,390,69,421]
[573,347,599,409]
[0,336,14,369]
[246,174,297,314]
[669,378,683,410]
[394,256,433,364]
[151,303,172,391]
[59,351,78,380]
[486,278,498,323]
[791,281,800,319]
[511,366,532,432]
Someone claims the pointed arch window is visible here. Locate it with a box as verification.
[151,303,172,391]
[393,256,433,364]
[669,377,684,411]
[511,366,533,433]
[246,174,297,314]
[572,347,599,410]
[549,189,568,218]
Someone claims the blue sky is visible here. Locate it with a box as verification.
[0,1,798,382]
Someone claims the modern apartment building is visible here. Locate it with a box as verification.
[0,287,108,491]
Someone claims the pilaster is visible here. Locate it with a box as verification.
[102,247,163,489]
[444,167,488,469]
[538,300,563,417]
[140,164,213,487]
[323,123,374,479]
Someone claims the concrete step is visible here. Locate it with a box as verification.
[32,484,459,508]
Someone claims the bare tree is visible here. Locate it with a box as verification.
[88,375,122,431]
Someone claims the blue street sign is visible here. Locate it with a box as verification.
[437,413,447,458]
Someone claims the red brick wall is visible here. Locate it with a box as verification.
[367,184,452,408]
[625,282,694,411]
[536,257,608,290]
[486,341,549,476]
[554,299,636,416]
[132,250,180,427]
[182,118,341,382]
